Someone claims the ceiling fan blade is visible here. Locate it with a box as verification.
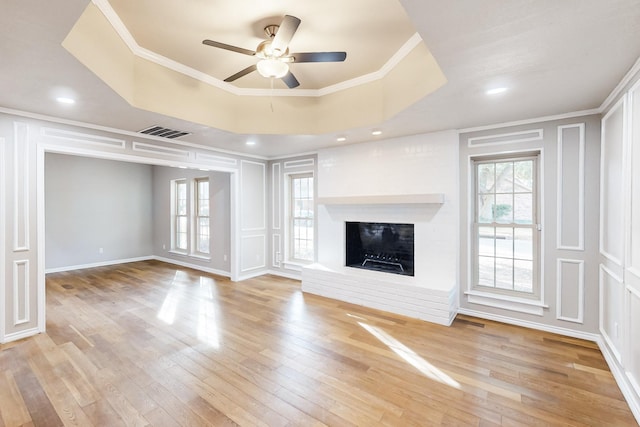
[291,52,347,63]
[271,15,301,55]
[224,64,258,82]
[202,39,256,56]
[281,71,300,89]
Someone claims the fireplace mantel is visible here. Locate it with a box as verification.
[316,193,444,206]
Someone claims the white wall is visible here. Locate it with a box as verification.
[316,130,459,290]
[599,67,640,421]
[45,153,154,270]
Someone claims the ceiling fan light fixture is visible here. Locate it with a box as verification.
[257,59,289,78]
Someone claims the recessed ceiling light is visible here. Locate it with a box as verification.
[486,87,508,95]
[336,136,346,142]
[246,141,256,146]
[372,130,382,136]
[56,96,76,104]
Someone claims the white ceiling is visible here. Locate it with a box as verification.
[1,0,640,158]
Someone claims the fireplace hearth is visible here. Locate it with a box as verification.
[345,221,414,276]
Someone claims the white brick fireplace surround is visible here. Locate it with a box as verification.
[302,131,460,325]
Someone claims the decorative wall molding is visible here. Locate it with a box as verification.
[272,234,281,268]
[467,129,543,147]
[284,158,315,169]
[41,127,126,149]
[556,258,585,323]
[0,137,5,340]
[240,160,266,231]
[557,124,585,251]
[132,141,191,159]
[599,264,624,364]
[12,260,30,326]
[13,122,29,252]
[600,96,626,268]
[195,152,237,166]
[272,162,281,230]
[240,234,266,272]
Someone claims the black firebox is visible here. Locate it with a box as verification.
[345,222,414,276]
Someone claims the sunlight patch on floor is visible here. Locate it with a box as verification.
[358,321,461,389]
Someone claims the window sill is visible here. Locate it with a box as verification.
[168,250,211,262]
[464,290,548,316]
[284,260,313,272]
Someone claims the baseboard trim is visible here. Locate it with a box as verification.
[45,256,155,274]
[1,326,42,344]
[152,256,231,279]
[597,336,640,424]
[456,308,600,342]
[267,269,302,281]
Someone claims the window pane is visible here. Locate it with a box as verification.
[478,227,495,256]
[477,163,495,193]
[514,260,533,293]
[496,258,513,290]
[495,227,513,259]
[494,194,513,223]
[514,160,533,192]
[514,228,533,261]
[478,256,495,287]
[474,156,537,297]
[478,194,494,223]
[514,193,533,224]
[495,162,513,193]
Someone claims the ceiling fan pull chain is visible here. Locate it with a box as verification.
[270,77,275,112]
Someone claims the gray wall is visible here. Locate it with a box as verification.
[152,165,231,274]
[45,153,154,270]
[459,114,602,334]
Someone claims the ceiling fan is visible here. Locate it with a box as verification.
[202,15,347,89]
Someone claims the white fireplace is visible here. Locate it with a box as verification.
[301,131,460,326]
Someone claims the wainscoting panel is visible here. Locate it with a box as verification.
[240,235,266,273]
[600,264,624,363]
[627,288,640,397]
[600,97,626,267]
[12,260,30,325]
[556,259,584,323]
[41,127,126,149]
[272,162,281,230]
[557,124,585,250]
[240,160,266,231]
[13,122,29,252]
[467,129,543,147]
[132,141,191,159]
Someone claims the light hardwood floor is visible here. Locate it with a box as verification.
[0,260,637,426]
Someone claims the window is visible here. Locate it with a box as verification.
[289,173,314,262]
[171,177,210,256]
[174,180,188,251]
[473,155,539,298]
[195,178,210,255]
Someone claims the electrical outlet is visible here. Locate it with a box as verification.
[223,254,228,261]
[163,244,166,250]
[614,322,619,338]
[99,247,103,254]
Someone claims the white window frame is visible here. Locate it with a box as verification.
[466,152,546,315]
[286,172,315,265]
[170,177,211,259]
[194,177,210,256]
[172,179,188,252]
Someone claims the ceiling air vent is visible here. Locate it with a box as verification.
[138,125,190,139]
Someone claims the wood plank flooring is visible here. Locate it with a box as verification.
[0,260,637,426]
